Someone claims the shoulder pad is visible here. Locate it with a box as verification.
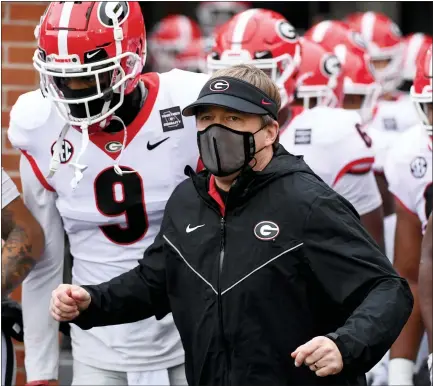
[8,90,55,150]
[291,107,361,145]
[159,69,209,107]
[10,90,53,130]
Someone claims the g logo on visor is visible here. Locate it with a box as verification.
[97,1,129,28]
[209,80,230,92]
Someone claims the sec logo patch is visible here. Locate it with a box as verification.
[50,140,74,164]
[410,156,427,178]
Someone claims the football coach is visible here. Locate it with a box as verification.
[50,65,413,386]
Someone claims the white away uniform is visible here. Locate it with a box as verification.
[368,93,419,265]
[8,69,208,384]
[1,168,20,386]
[383,125,432,384]
[385,124,432,233]
[370,93,419,173]
[280,106,382,216]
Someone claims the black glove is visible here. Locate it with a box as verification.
[1,298,24,342]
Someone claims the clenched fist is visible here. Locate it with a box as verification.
[50,284,91,322]
[291,336,343,377]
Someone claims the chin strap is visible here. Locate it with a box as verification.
[47,115,136,190]
[111,115,137,176]
[69,123,90,190]
[47,123,70,178]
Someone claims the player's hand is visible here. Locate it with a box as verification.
[291,336,343,377]
[50,284,91,322]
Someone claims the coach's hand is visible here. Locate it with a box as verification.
[291,336,343,377]
[50,284,91,322]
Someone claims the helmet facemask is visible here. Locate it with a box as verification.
[34,49,142,132]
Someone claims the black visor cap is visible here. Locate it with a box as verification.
[182,76,279,120]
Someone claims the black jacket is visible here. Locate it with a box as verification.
[74,145,413,386]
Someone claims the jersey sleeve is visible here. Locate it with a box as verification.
[1,168,20,209]
[333,171,383,216]
[20,155,65,381]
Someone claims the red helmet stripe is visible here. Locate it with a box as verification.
[57,1,74,56]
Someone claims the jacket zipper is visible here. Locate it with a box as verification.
[218,217,231,384]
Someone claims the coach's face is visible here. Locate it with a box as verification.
[196,106,275,152]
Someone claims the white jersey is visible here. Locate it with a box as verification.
[1,168,19,210]
[369,93,419,173]
[280,106,382,216]
[8,69,209,379]
[384,124,432,233]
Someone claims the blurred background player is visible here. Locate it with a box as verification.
[207,8,301,124]
[148,15,206,73]
[305,20,382,126]
[208,10,385,249]
[419,215,432,386]
[2,168,45,386]
[196,1,250,50]
[400,33,433,92]
[384,46,432,386]
[7,2,208,385]
[346,12,420,265]
[284,28,384,248]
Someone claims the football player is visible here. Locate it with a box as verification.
[419,215,432,386]
[7,2,208,385]
[401,33,433,92]
[1,168,45,386]
[208,10,384,248]
[384,46,432,386]
[196,1,250,44]
[148,15,206,73]
[301,21,384,248]
[346,12,420,263]
[207,9,301,127]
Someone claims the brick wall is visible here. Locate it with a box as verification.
[1,2,49,384]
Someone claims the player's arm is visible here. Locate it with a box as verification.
[389,198,424,385]
[333,170,385,251]
[19,155,65,383]
[1,184,44,298]
[419,214,433,351]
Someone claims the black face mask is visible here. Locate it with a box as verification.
[60,85,115,119]
[197,123,266,177]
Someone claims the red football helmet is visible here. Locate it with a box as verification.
[149,15,206,73]
[197,1,250,38]
[208,9,301,109]
[346,12,404,93]
[295,37,344,109]
[33,1,145,133]
[402,33,433,81]
[306,20,381,123]
[411,47,432,135]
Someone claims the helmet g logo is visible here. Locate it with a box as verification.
[254,221,280,241]
[97,2,129,28]
[209,80,230,92]
[276,21,298,42]
[322,54,342,77]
